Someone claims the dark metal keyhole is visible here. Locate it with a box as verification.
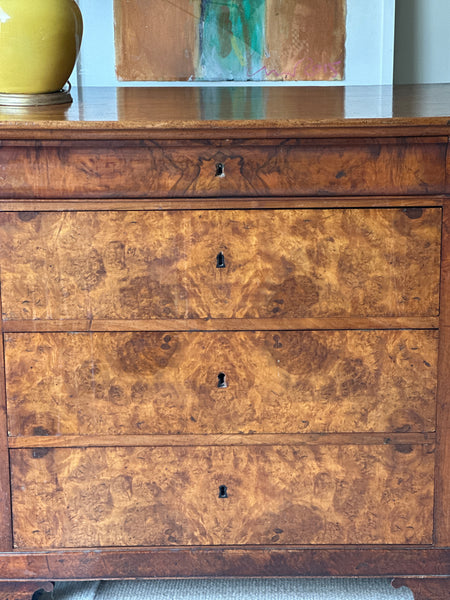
[218,485,228,498]
[216,251,226,269]
[217,372,227,388]
[215,162,225,177]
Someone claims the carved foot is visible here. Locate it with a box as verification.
[0,582,53,600]
[392,578,450,600]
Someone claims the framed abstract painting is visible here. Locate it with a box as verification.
[75,0,395,86]
[114,0,346,82]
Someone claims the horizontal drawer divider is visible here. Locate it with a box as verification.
[8,432,436,449]
[0,197,446,212]
[2,317,440,333]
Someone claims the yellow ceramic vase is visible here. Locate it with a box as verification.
[0,0,83,94]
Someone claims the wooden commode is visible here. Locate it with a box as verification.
[0,85,449,599]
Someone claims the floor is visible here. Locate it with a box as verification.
[38,578,414,599]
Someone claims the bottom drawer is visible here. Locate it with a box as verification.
[11,444,434,548]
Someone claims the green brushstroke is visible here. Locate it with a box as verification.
[198,0,266,81]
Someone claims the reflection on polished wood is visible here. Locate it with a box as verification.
[0,85,449,139]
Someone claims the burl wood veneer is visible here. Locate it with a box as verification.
[11,444,434,548]
[0,208,441,321]
[0,85,449,599]
[5,330,438,436]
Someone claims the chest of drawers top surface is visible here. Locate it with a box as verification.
[1,84,450,136]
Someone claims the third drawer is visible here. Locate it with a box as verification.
[5,329,437,437]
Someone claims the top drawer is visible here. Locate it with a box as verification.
[0,139,446,198]
[0,208,441,321]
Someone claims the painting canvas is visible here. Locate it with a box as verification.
[114,0,346,82]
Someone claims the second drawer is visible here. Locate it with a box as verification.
[0,207,441,321]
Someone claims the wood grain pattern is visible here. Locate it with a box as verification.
[1,317,440,333]
[0,209,441,321]
[0,140,446,199]
[10,444,435,548]
[0,581,53,600]
[0,548,449,580]
[0,316,12,550]
[435,204,450,546]
[0,85,448,585]
[0,195,445,214]
[446,139,450,194]
[392,578,450,600]
[4,330,438,436]
[7,433,435,450]
[264,0,345,81]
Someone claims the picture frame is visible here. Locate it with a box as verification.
[75,0,395,87]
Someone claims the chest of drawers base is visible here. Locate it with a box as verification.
[0,85,449,600]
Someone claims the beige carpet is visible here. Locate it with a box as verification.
[38,578,414,599]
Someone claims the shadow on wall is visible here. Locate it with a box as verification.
[394,0,450,84]
[394,0,420,84]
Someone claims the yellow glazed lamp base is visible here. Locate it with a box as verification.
[0,0,83,95]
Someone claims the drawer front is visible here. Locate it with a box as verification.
[5,330,437,436]
[0,140,446,199]
[0,208,441,320]
[11,444,434,548]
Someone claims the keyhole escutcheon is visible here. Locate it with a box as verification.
[217,372,227,388]
[216,251,226,269]
[215,162,225,177]
[219,485,228,498]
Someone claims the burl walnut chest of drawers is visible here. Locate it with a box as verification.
[0,85,449,600]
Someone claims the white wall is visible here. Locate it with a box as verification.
[394,0,450,84]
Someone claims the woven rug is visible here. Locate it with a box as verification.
[39,578,414,599]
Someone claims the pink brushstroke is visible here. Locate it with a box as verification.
[250,58,342,80]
